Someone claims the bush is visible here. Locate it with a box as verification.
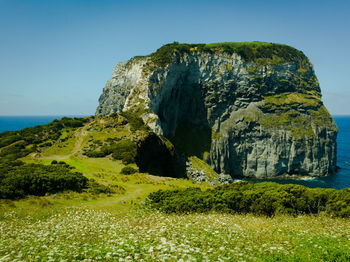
[39,141,52,147]
[0,163,88,199]
[120,166,137,175]
[111,140,137,164]
[0,143,36,163]
[119,111,150,132]
[147,182,350,217]
[51,160,58,165]
[83,139,137,164]
[83,150,108,158]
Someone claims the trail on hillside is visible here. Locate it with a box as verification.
[30,125,90,160]
[0,140,25,153]
[71,127,88,156]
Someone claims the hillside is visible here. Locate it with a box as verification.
[0,114,209,199]
[0,114,349,261]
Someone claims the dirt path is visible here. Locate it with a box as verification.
[27,125,90,161]
[71,127,88,156]
[0,140,25,153]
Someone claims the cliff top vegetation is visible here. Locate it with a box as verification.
[148,41,308,67]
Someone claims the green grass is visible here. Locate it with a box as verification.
[1,111,345,260]
[260,111,317,139]
[87,130,130,141]
[259,92,336,140]
[43,133,78,156]
[3,129,349,261]
[18,112,199,206]
[24,157,123,180]
[21,153,199,208]
[263,92,321,111]
[0,205,349,261]
[22,157,126,202]
[149,41,308,68]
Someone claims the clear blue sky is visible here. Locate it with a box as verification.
[0,0,349,116]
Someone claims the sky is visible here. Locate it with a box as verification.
[0,0,349,116]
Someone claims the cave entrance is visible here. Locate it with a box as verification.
[135,133,183,177]
[170,121,211,159]
[151,69,212,159]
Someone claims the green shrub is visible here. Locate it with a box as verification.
[39,141,52,147]
[0,163,88,199]
[120,166,137,175]
[0,143,35,163]
[111,140,137,164]
[119,111,150,132]
[83,139,137,164]
[147,182,350,217]
[83,150,108,158]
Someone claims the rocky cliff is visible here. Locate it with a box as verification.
[96,42,337,178]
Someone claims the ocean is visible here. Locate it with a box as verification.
[0,115,349,189]
[0,116,86,133]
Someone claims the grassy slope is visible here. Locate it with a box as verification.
[0,114,346,261]
[15,116,200,211]
[0,120,347,260]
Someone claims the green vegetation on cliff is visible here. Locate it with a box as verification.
[260,92,336,139]
[150,41,307,68]
[187,156,218,181]
[263,92,321,111]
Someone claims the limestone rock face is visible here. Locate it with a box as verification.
[96,42,337,178]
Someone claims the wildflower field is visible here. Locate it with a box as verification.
[1,116,349,261]
[1,204,350,261]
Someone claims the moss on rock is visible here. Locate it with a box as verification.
[263,92,322,112]
[188,156,219,181]
[149,41,308,68]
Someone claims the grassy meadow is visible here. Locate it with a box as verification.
[1,201,350,261]
[1,153,350,261]
[1,116,349,261]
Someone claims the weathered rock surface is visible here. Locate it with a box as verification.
[96,42,337,179]
[186,160,234,185]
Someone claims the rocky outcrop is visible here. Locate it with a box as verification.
[96,42,337,179]
[186,156,233,185]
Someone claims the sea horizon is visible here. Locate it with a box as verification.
[0,115,88,133]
